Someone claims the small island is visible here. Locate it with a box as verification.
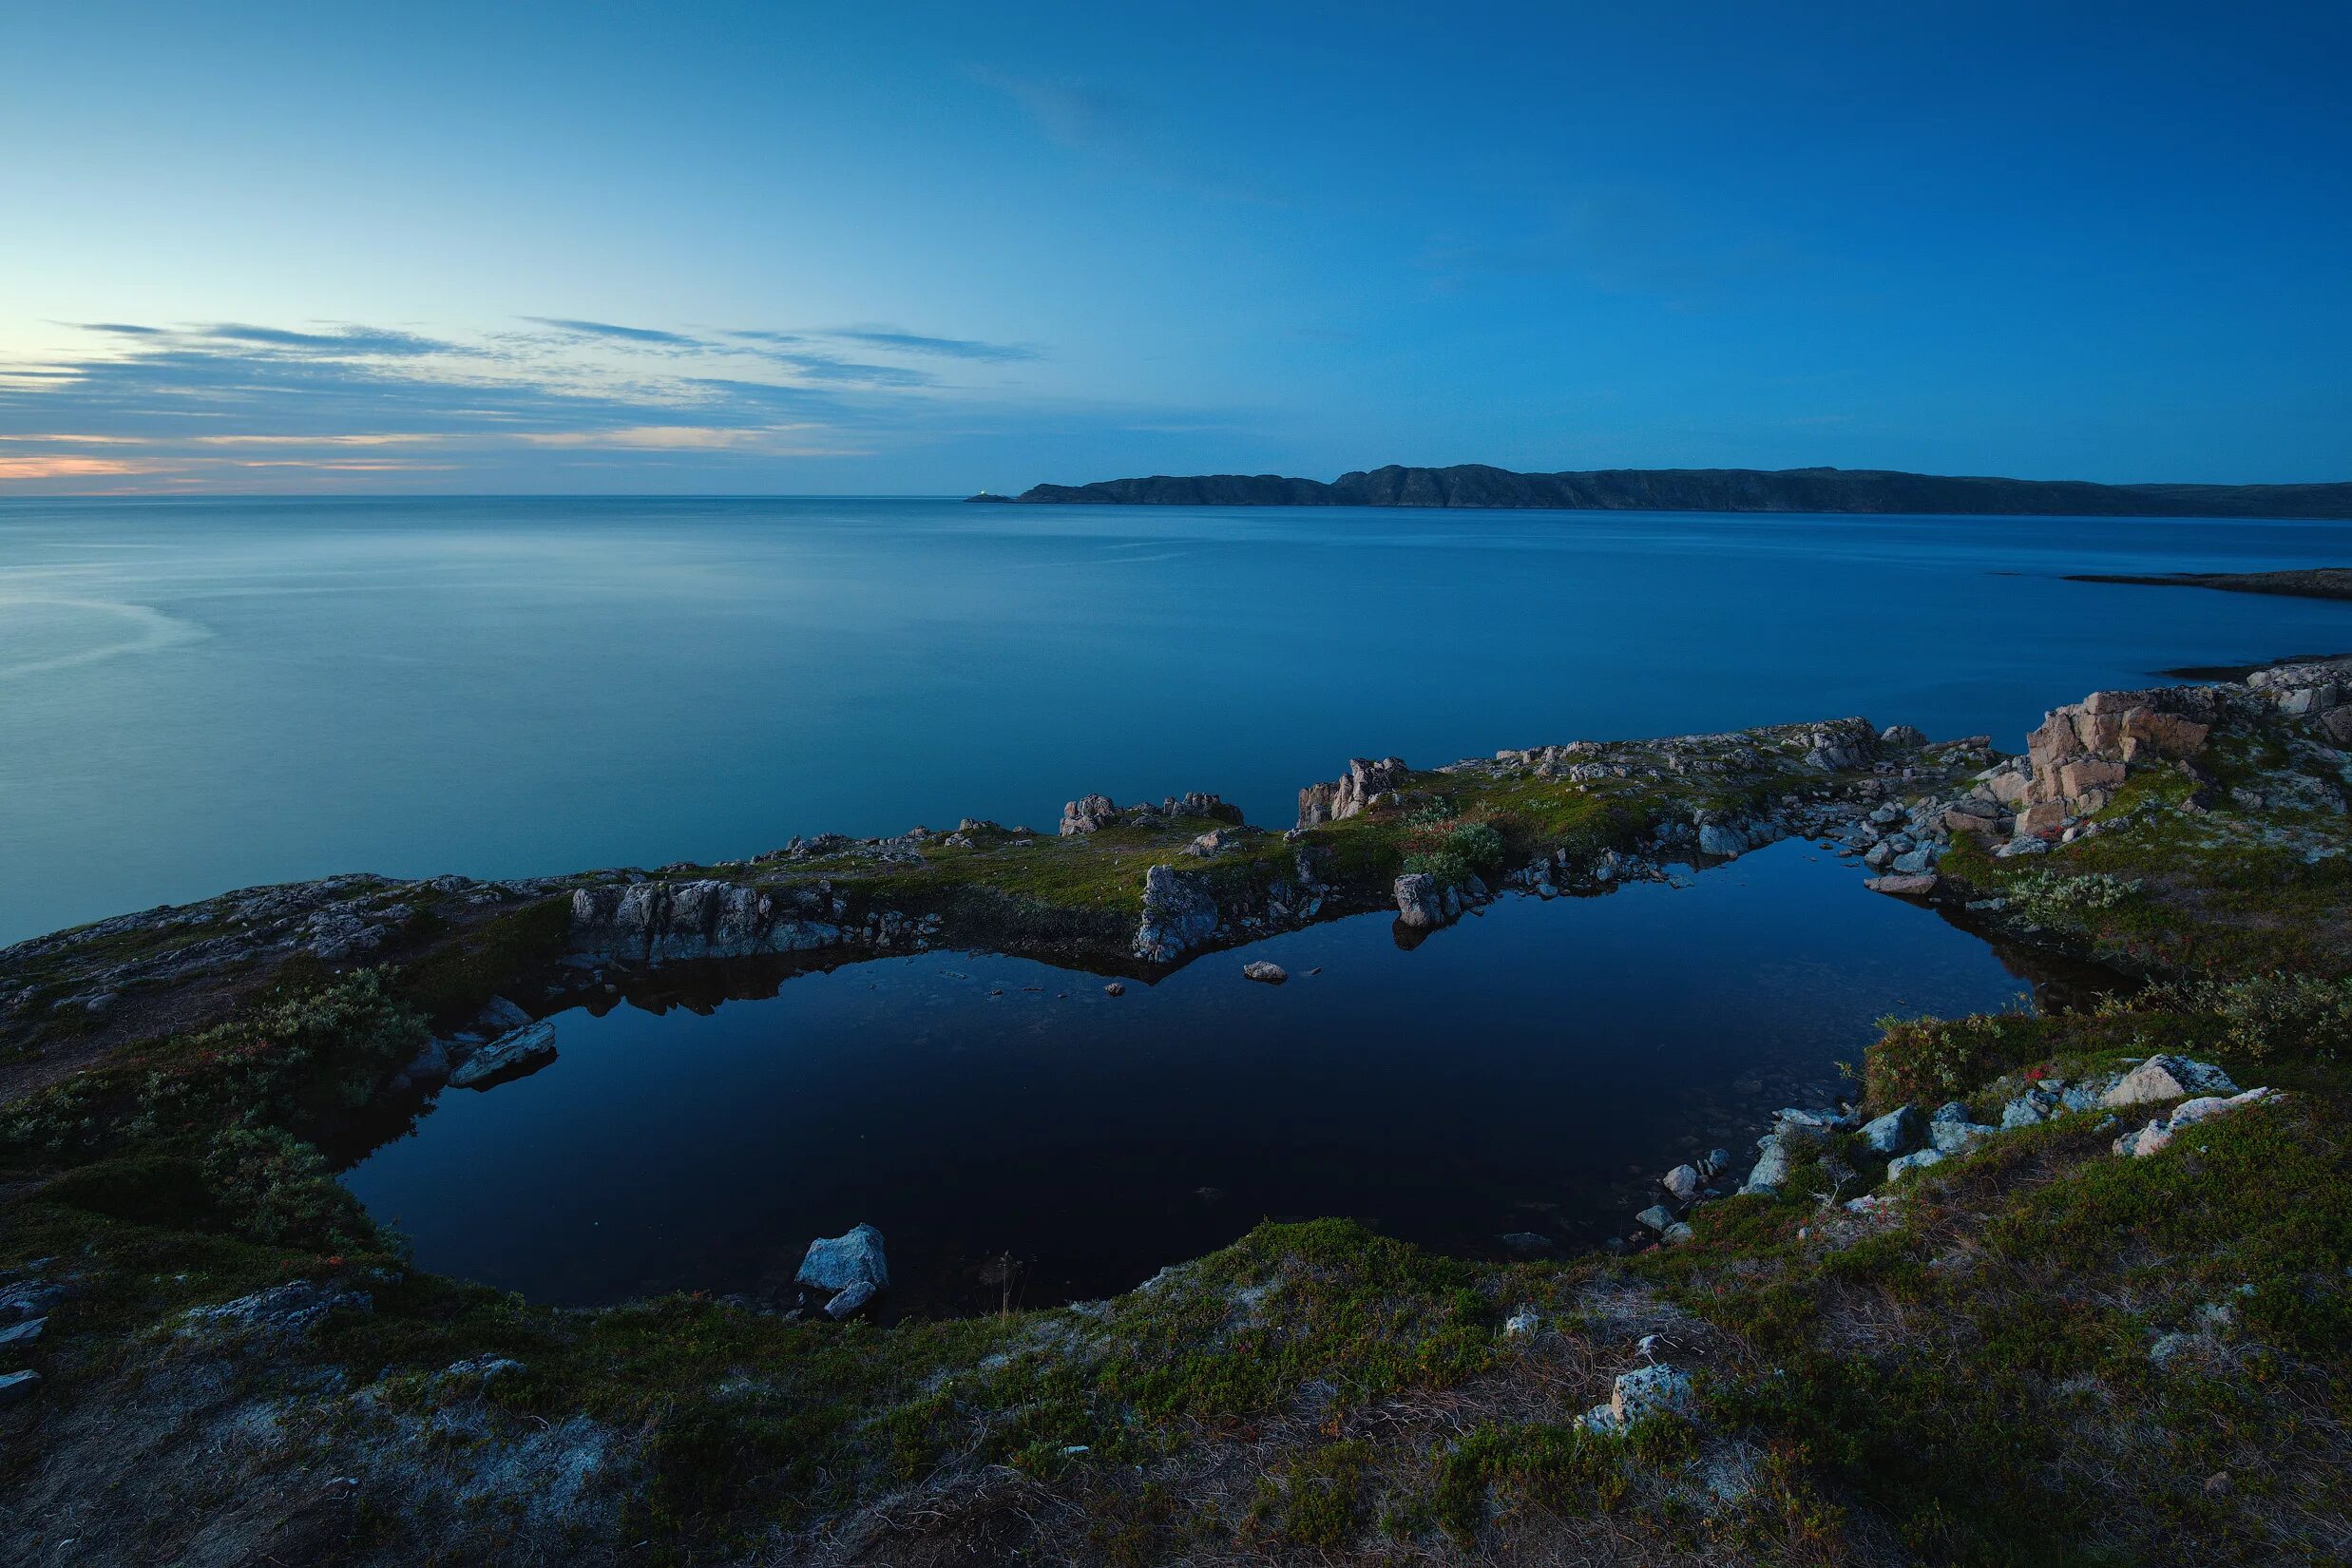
[2067,565,2352,601]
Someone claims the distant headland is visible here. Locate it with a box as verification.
[966,463,2352,519]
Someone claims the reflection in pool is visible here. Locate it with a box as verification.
[340,839,2094,1314]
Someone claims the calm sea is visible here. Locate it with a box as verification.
[5,495,2347,947]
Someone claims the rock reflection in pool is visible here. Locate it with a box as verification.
[338,839,2075,1313]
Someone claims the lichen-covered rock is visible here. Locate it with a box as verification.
[1583,1364,1698,1433]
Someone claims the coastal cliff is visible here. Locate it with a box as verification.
[976,463,2352,519]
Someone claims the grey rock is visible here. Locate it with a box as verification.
[1693,1147,1734,1179]
[181,1281,372,1340]
[0,1317,43,1348]
[570,880,840,965]
[1241,960,1288,985]
[1859,1105,1921,1156]
[0,1369,38,1406]
[797,1224,889,1293]
[1887,1148,1946,1181]
[1635,1204,1676,1233]
[1135,864,1220,963]
[1503,1306,1542,1337]
[449,1021,557,1088]
[1929,1119,1997,1156]
[0,1283,64,1324]
[1393,872,1451,930]
[824,1280,878,1319]
[1890,846,1939,875]
[1661,1164,1702,1202]
[1743,1135,1794,1195]
[1661,1222,1696,1246]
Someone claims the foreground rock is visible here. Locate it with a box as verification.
[797,1224,889,1318]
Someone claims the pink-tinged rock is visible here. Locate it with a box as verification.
[1865,873,1939,898]
[2121,709,2209,757]
[2017,802,2069,837]
[2057,758,2128,798]
[1945,809,2005,837]
[2028,713,2083,765]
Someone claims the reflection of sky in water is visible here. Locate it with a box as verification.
[341,840,2053,1313]
[4,495,2351,944]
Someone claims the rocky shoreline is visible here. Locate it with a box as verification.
[4,655,2351,1563]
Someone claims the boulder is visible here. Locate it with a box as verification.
[1865,873,1939,898]
[1060,794,1119,835]
[1241,960,1288,985]
[0,1369,38,1406]
[1930,1119,1997,1156]
[1661,1164,1702,1202]
[2101,1056,2238,1109]
[1859,1105,1921,1156]
[0,1317,44,1348]
[1742,1135,1794,1195]
[1393,873,1451,930]
[449,1021,557,1088]
[797,1224,889,1297]
[1880,724,1927,746]
[474,996,531,1034]
[1635,1205,1676,1233]
[1661,1222,1696,1246]
[1503,1306,1542,1337]
[1693,1147,1734,1179]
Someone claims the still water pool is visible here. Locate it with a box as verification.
[341,839,2089,1312]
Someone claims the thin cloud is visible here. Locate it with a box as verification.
[521,316,707,347]
[827,329,1041,363]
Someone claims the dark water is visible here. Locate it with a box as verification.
[6,496,2352,947]
[340,839,2077,1312]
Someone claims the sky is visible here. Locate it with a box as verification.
[2,1,2347,495]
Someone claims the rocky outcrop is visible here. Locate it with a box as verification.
[1297,757,1410,829]
[1062,792,1242,836]
[1392,872,1454,930]
[1134,865,1220,963]
[568,881,842,965]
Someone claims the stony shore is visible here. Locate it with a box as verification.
[3,657,2349,1564]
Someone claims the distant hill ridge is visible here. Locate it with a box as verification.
[971,464,2352,519]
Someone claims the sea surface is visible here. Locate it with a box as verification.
[5,495,2348,947]
[8,495,2347,1309]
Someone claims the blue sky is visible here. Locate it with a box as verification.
[2,1,2346,493]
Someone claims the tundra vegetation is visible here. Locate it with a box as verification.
[0,675,2347,1565]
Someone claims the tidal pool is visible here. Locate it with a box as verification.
[340,839,2098,1314]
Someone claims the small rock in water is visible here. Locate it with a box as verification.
[0,1369,39,1406]
[1499,1232,1555,1255]
[1241,961,1288,985]
[1103,982,1125,997]
[1634,1204,1675,1233]
[1661,1164,1702,1202]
